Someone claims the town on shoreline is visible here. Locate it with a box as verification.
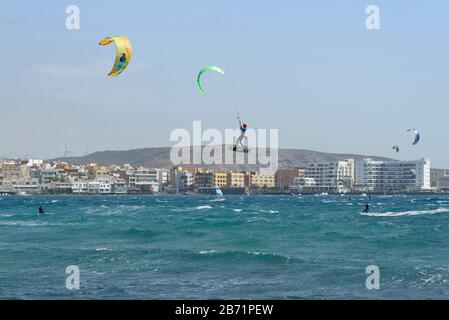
[1,157,449,196]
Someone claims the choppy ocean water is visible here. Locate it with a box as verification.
[1,194,449,300]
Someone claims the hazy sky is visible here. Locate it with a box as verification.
[1,1,449,167]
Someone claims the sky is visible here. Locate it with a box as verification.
[1,1,449,167]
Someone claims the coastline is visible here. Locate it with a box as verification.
[3,191,449,197]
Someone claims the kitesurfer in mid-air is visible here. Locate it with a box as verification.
[233,116,248,152]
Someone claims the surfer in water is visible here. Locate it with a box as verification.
[233,116,248,152]
[38,204,44,214]
[363,202,369,213]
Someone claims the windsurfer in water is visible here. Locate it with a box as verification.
[363,202,369,213]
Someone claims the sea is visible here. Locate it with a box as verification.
[1,194,449,300]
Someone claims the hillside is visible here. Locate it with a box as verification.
[52,145,396,171]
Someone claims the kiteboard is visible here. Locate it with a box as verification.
[232,145,249,153]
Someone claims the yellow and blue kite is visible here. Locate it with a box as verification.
[99,36,132,76]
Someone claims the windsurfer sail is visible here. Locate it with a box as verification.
[215,186,224,199]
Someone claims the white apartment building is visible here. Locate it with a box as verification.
[355,158,431,192]
[26,159,44,167]
[292,160,354,193]
[157,169,169,191]
[71,179,114,194]
[437,176,449,191]
[176,171,194,191]
[292,176,316,189]
[113,179,127,194]
[71,181,88,194]
[95,180,113,194]
[41,169,59,184]
[128,167,159,193]
[6,177,40,193]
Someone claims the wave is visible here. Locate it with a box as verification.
[259,209,279,214]
[126,228,160,238]
[0,221,64,227]
[85,209,122,216]
[361,208,449,217]
[232,209,242,212]
[194,249,292,263]
[246,217,270,223]
[198,250,218,254]
[84,205,146,216]
[195,205,212,210]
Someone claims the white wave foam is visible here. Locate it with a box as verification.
[361,208,449,217]
[92,271,106,275]
[260,209,279,214]
[0,221,64,227]
[0,221,39,226]
[232,209,242,212]
[199,250,217,254]
[196,205,212,210]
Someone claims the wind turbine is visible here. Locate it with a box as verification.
[63,142,75,158]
